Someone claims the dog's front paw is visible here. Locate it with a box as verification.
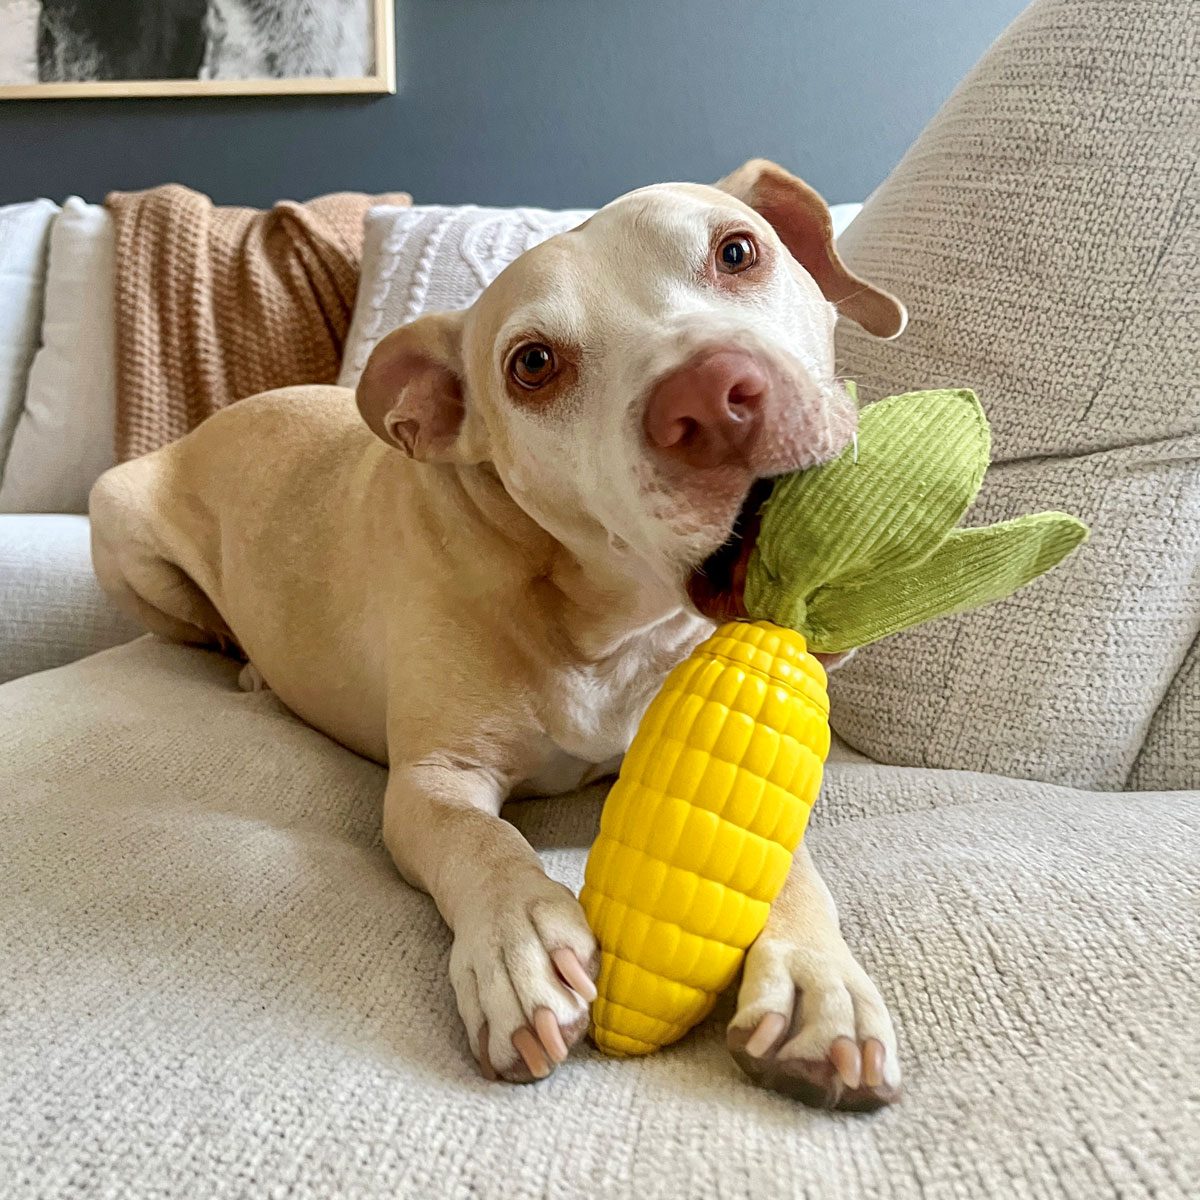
[450,871,598,1084]
[727,936,901,1111]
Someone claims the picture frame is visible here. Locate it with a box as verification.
[0,0,396,100]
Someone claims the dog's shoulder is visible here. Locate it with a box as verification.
[167,384,369,466]
[209,384,361,431]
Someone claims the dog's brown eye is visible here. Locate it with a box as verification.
[510,343,557,389]
[716,234,757,274]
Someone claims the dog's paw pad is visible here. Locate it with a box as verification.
[727,938,901,1111]
[729,1026,900,1111]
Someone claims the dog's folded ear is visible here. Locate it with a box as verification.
[716,158,907,339]
[356,311,485,464]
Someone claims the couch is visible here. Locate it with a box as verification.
[1,1,1195,1196]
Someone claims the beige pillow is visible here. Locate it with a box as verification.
[0,199,116,514]
[0,199,58,479]
[829,0,1199,791]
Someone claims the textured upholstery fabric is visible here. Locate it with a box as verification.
[830,0,1200,790]
[0,199,117,514]
[0,199,58,486]
[0,514,140,683]
[1,639,1195,1199]
[1130,633,1200,791]
[338,202,862,390]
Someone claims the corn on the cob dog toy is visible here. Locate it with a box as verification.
[580,388,1087,1056]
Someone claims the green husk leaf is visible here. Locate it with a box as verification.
[802,512,1090,653]
[743,388,1089,650]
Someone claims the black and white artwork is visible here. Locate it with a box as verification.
[0,0,394,97]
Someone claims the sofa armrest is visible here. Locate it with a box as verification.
[0,514,142,684]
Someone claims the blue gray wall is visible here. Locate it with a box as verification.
[0,0,1027,208]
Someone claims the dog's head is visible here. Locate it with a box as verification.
[357,160,905,619]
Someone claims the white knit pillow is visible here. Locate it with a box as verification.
[829,0,1199,791]
[338,205,593,388]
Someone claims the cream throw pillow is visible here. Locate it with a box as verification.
[0,199,117,514]
[829,0,1199,790]
[0,199,58,481]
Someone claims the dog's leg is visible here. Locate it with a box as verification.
[726,844,901,1110]
[90,472,237,653]
[383,760,598,1083]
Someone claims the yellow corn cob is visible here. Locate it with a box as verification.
[580,619,830,1056]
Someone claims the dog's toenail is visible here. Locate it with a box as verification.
[862,1038,885,1088]
[552,948,597,1002]
[829,1036,862,1089]
[477,1023,498,1081]
[512,1027,551,1079]
[744,1012,787,1057]
[534,1008,569,1064]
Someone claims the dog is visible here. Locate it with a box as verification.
[90,159,907,1109]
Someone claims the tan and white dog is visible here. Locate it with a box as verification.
[90,160,907,1110]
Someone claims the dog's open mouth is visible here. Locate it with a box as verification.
[685,478,774,622]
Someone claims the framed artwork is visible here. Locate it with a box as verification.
[0,0,396,99]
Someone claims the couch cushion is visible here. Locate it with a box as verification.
[829,0,1199,790]
[0,199,58,481]
[0,198,117,514]
[0,514,140,683]
[1129,632,1200,791]
[1,639,1193,1198]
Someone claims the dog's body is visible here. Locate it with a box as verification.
[93,386,699,783]
[92,162,906,1108]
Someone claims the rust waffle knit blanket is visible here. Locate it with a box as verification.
[106,184,410,461]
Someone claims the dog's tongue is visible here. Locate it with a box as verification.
[685,500,763,623]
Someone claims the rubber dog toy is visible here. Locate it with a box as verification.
[579,388,1087,1056]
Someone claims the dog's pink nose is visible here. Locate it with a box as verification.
[644,350,769,468]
